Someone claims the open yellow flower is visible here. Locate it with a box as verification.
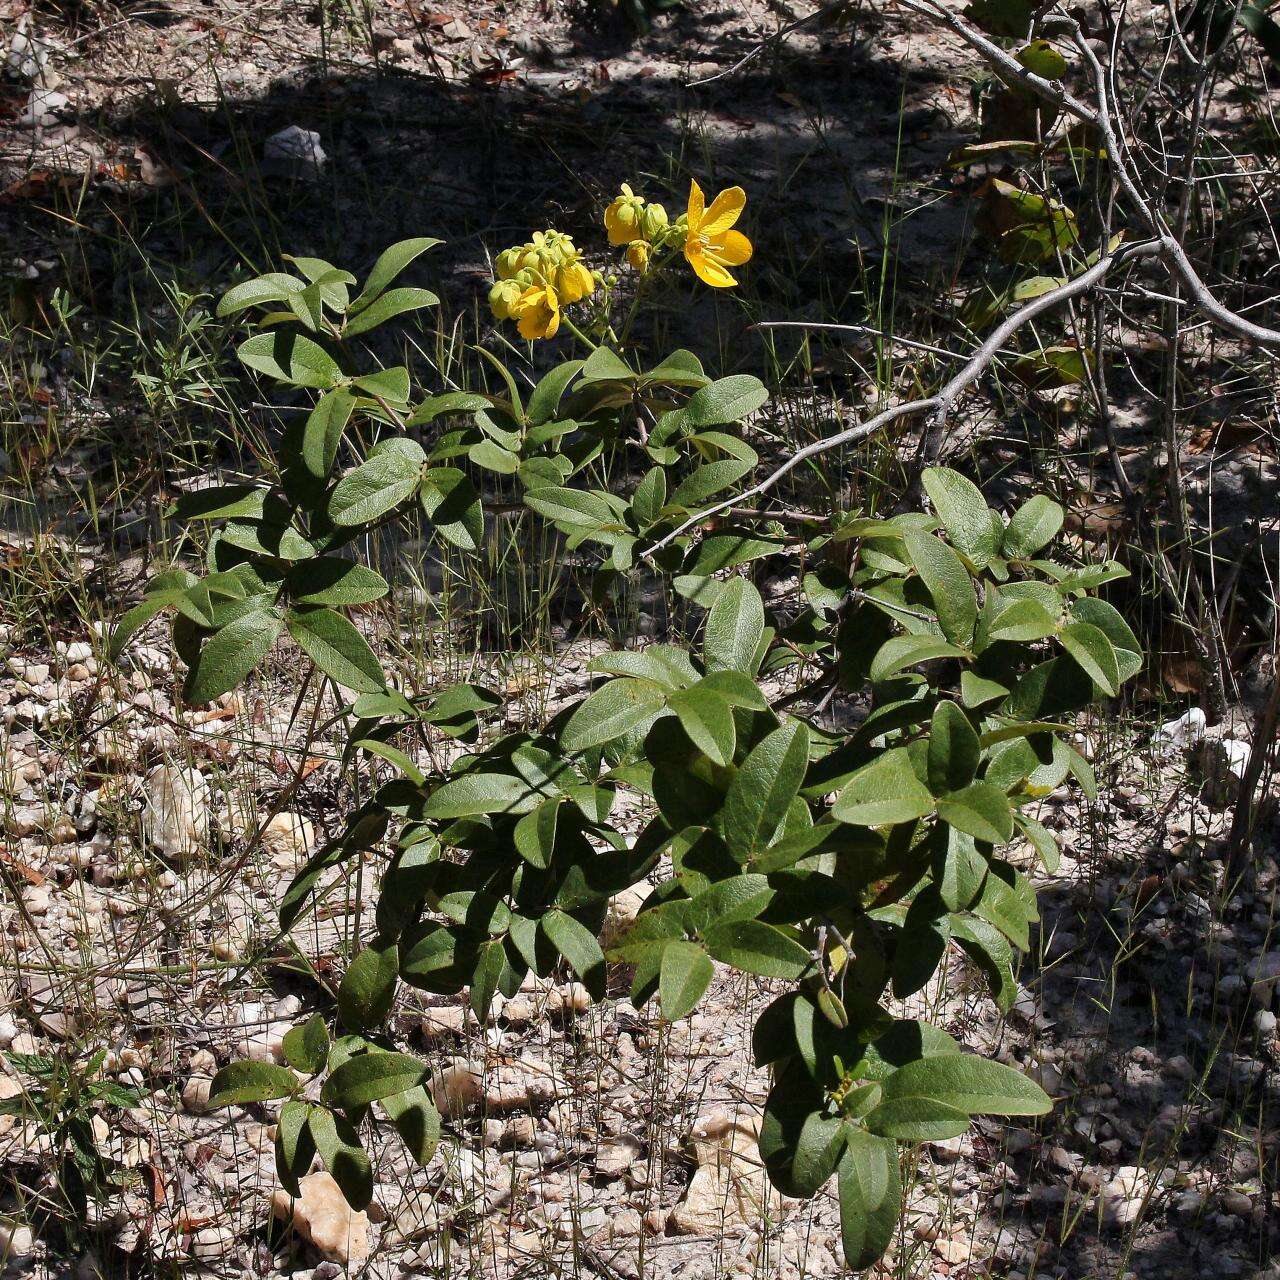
[510,284,560,340]
[683,180,752,288]
[554,259,595,304]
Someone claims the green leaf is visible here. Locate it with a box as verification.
[1003,494,1064,558]
[579,347,636,384]
[301,387,356,478]
[524,486,617,530]
[703,920,811,979]
[424,771,539,819]
[641,349,708,387]
[541,910,606,999]
[185,608,283,704]
[1058,621,1120,695]
[588,646,698,691]
[527,360,585,424]
[682,374,768,426]
[352,366,411,405]
[1070,598,1140,681]
[329,446,424,527]
[380,1085,441,1166]
[720,720,810,860]
[985,598,1060,644]
[288,558,388,606]
[275,1100,317,1195]
[934,828,987,913]
[927,702,980,794]
[776,1111,841,1197]
[687,874,775,935]
[950,914,1016,1010]
[470,939,506,1018]
[238,331,341,389]
[561,678,668,752]
[308,1107,373,1208]
[903,530,977,645]
[513,797,560,869]
[961,670,1008,708]
[659,940,714,1020]
[111,594,178,660]
[420,467,483,551]
[669,459,753,509]
[288,607,386,693]
[337,939,400,1032]
[833,749,935,828]
[351,237,442,312]
[703,578,765,674]
[1015,813,1060,872]
[869,635,971,683]
[344,287,438,337]
[837,1131,901,1270]
[282,1014,330,1075]
[936,781,1013,844]
[172,485,270,521]
[668,685,736,766]
[217,272,305,316]
[321,1050,426,1109]
[631,466,668,529]
[871,1053,1050,1127]
[207,1060,299,1107]
[922,467,998,567]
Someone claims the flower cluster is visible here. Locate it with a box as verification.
[487,180,754,341]
[488,230,596,340]
[604,183,669,272]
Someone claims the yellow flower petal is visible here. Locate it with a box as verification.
[686,179,706,231]
[700,186,746,237]
[714,229,753,266]
[685,245,737,288]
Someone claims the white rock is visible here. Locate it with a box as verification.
[271,1172,368,1264]
[5,16,48,79]
[261,811,315,864]
[19,87,69,128]
[669,1109,777,1234]
[1199,737,1252,807]
[181,1075,212,1114]
[264,126,326,172]
[1153,707,1207,751]
[0,1219,34,1262]
[421,1005,471,1040]
[596,1135,643,1178]
[141,763,210,861]
[430,1058,483,1118]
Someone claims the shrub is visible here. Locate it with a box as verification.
[112,185,1138,1270]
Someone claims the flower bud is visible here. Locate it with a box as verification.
[496,248,523,280]
[488,278,522,320]
[641,203,668,238]
[604,185,646,246]
[625,241,651,272]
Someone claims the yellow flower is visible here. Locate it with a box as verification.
[488,278,523,321]
[683,180,752,288]
[510,284,560,340]
[555,259,595,304]
[625,241,651,272]
[604,183,646,246]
